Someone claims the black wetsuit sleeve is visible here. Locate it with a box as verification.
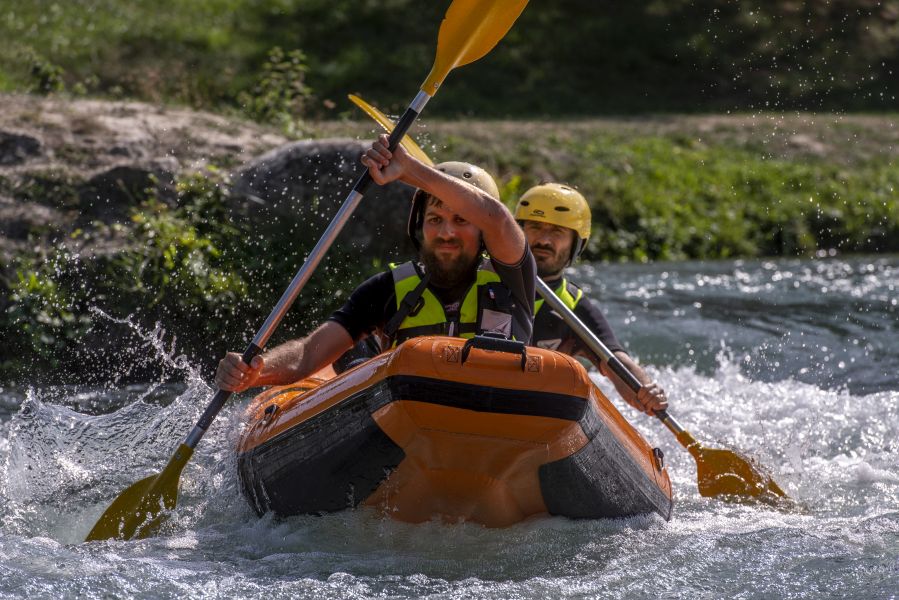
[327,271,397,342]
[490,247,537,343]
[570,296,627,357]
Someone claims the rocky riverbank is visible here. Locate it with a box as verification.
[0,94,282,264]
[0,94,414,384]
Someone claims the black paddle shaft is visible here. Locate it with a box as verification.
[352,106,422,196]
[189,103,426,446]
[534,278,675,422]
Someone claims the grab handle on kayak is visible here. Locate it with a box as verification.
[460,333,527,371]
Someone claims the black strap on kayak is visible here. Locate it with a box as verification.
[384,270,432,340]
[461,332,527,371]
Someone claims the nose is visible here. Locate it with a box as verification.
[437,220,457,240]
[534,230,554,247]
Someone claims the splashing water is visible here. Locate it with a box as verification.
[1,256,897,598]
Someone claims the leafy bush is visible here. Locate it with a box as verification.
[0,168,377,383]
[421,119,899,262]
[238,47,312,134]
[5,264,91,370]
[25,50,66,94]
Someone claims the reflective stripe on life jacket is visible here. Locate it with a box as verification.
[534,278,583,315]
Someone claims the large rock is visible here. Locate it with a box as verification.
[77,164,176,225]
[232,139,418,261]
[0,93,291,269]
[0,131,41,166]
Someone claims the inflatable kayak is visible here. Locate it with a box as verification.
[236,335,673,526]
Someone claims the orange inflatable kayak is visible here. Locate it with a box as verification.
[236,335,673,526]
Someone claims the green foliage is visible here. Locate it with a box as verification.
[572,138,899,261]
[0,167,377,383]
[14,170,81,208]
[1,171,247,378]
[1,0,896,114]
[24,50,66,94]
[6,264,92,369]
[407,119,899,262]
[498,174,523,207]
[238,47,312,134]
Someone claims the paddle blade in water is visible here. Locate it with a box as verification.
[422,0,529,94]
[348,94,434,166]
[85,444,193,541]
[691,445,786,502]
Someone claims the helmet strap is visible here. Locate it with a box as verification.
[567,230,582,266]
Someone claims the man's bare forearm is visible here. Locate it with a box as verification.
[256,321,354,387]
[588,350,648,402]
[253,339,310,386]
[401,158,525,264]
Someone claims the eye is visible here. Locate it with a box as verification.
[454,216,468,225]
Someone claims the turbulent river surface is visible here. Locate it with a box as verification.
[1,255,897,599]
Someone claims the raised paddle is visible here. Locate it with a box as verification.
[85,0,530,542]
[347,95,787,503]
[348,94,434,166]
[535,278,787,502]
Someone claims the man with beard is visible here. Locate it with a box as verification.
[215,134,535,392]
[515,183,667,416]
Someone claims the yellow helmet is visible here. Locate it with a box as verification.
[514,183,591,259]
[434,161,500,198]
[408,161,499,249]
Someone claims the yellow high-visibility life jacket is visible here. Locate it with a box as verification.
[387,260,516,346]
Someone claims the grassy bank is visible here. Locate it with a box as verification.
[318,113,899,261]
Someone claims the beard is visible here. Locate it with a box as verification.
[420,242,480,288]
[532,244,569,278]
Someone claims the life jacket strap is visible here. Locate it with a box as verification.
[384,270,431,340]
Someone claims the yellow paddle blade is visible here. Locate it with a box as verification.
[348,94,434,166]
[690,443,787,502]
[421,0,529,94]
[85,444,193,541]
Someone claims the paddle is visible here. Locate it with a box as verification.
[535,278,787,502]
[85,0,529,542]
[348,94,434,166]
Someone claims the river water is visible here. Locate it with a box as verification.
[1,255,897,599]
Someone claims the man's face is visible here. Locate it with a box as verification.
[522,220,576,278]
[420,197,482,286]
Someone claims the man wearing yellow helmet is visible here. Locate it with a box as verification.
[515,183,668,416]
[215,135,535,391]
